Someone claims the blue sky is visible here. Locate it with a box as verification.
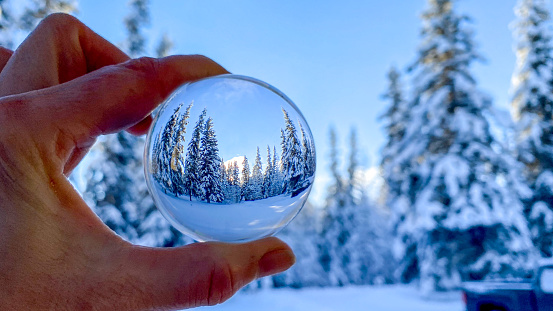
[77,0,527,205]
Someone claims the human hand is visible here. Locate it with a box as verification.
[0,14,294,310]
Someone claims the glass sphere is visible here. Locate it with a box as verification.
[144,74,316,242]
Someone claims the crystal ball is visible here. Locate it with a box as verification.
[144,74,316,242]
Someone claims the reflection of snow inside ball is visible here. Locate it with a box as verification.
[144,74,316,242]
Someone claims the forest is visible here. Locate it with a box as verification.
[2,0,553,295]
[150,102,315,204]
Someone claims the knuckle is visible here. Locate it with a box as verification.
[122,56,164,95]
[37,13,82,34]
[125,57,160,75]
[188,54,226,74]
[189,54,215,65]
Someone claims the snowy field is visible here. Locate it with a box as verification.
[192,285,465,311]
[152,181,310,241]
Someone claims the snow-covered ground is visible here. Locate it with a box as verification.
[192,285,465,311]
[152,181,310,242]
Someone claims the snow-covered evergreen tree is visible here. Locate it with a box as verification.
[173,102,193,196]
[271,202,328,288]
[251,147,264,200]
[198,117,224,203]
[151,130,163,180]
[304,127,396,287]
[156,32,173,58]
[124,0,149,57]
[241,156,251,201]
[318,127,355,286]
[157,103,184,194]
[232,162,240,185]
[511,0,553,257]
[82,0,189,247]
[387,0,536,292]
[262,146,273,198]
[226,161,241,203]
[184,108,206,200]
[219,158,229,199]
[272,146,283,196]
[84,133,185,247]
[220,159,240,203]
[300,123,316,181]
[348,201,397,285]
[380,66,409,202]
[346,129,359,205]
[281,109,304,194]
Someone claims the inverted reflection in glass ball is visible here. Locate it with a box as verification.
[144,74,316,242]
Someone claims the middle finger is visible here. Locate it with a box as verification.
[0,13,129,97]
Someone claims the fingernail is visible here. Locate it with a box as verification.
[258,249,296,278]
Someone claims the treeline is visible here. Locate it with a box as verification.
[379,0,553,293]
[151,102,315,203]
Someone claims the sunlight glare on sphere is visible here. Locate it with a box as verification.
[144,75,316,242]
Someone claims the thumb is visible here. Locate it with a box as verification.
[120,237,295,310]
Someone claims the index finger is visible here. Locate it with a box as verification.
[8,55,228,173]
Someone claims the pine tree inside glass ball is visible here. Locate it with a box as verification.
[144,74,316,242]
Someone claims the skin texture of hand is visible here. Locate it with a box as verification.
[0,13,295,310]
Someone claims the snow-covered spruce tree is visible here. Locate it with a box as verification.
[345,128,397,285]
[511,0,553,257]
[317,127,355,286]
[251,147,264,200]
[151,131,162,180]
[299,123,316,184]
[262,146,273,198]
[315,127,396,286]
[280,109,304,194]
[271,128,395,288]
[380,66,416,284]
[156,33,173,58]
[172,102,193,196]
[198,117,224,203]
[349,198,397,285]
[83,0,188,247]
[184,108,206,200]
[157,102,184,194]
[124,0,149,57]
[346,129,359,204]
[226,161,241,203]
[271,201,328,288]
[241,156,251,201]
[84,133,184,246]
[271,146,284,196]
[380,66,409,203]
[231,161,240,188]
[389,0,536,292]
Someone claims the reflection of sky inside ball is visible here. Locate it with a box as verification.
[154,76,312,166]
